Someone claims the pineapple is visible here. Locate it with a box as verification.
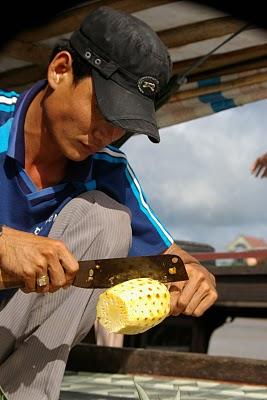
[96,278,170,335]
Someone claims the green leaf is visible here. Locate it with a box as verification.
[0,385,7,400]
[134,380,151,400]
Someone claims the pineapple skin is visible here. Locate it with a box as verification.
[96,278,170,335]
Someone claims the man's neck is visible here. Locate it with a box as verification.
[24,89,68,189]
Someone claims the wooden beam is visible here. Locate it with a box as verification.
[172,43,267,77]
[67,344,267,385]
[158,16,250,48]
[15,0,173,43]
[169,71,267,102]
[189,57,267,81]
[0,65,45,90]
[1,40,51,66]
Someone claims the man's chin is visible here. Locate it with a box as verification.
[67,151,92,162]
[73,155,91,162]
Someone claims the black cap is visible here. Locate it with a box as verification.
[70,6,172,143]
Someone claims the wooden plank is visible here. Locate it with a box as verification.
[67,343,267,385]
[205,264,267,303]
[172,44,267,77]
[15,0,173,43]
[1,40,51,66]
[189,58,267,81]
[169,71,267,102]
[0,65,44,90]
[158,16,250,48]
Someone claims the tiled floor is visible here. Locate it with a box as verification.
[60,372,267,400]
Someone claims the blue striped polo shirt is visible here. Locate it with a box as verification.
[0,80,173,299]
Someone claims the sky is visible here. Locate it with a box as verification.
[122,99,267,251]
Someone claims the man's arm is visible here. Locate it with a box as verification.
[163,242,217,317]
[0,226,78,293]
[251,152,267,178]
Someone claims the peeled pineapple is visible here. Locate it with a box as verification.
[96,278,170,335]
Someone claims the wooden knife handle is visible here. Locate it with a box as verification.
[0,269,24,290]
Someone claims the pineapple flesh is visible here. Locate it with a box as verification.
[96,278,170,334]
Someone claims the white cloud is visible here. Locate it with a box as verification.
[122,99,267,250]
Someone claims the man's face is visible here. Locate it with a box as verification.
[43,76,125,161]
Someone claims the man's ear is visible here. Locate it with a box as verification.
[47,51,73,89]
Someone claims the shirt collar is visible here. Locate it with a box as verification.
[7,80,47,166]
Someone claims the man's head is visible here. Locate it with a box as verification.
[69,6,172,143]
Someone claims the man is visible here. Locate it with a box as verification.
[0,6,217,400]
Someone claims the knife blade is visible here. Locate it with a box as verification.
[74,254,188,288]
[0,254,188,291]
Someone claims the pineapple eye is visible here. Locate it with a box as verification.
[147,294,151,299]
[148,287,152,291]
[156,293,160,298]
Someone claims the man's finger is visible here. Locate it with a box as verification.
[182,290,207,316]
[169,281,190,316]
[24,274,37,293]
[58,248,79,284]
[192,294,217,317]
[48,259,67,291]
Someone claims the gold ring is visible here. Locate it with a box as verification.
[36,275,49,287]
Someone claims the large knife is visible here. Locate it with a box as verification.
[0,254,188,290]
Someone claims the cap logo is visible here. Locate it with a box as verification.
[138,76,159,97]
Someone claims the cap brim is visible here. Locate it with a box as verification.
[92,69,160,143]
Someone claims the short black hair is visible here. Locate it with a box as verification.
[49,39,92,83]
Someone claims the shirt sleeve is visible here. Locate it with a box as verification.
[92,145,174,256]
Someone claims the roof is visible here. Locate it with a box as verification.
[228,235,267,251]
[1,1,267,132]
[242,236,267,249]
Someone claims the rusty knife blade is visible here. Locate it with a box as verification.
[74,254,188,288]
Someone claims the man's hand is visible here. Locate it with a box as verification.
[251,152,267,178]
[163,243,217,317]
[0,226,79,293]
